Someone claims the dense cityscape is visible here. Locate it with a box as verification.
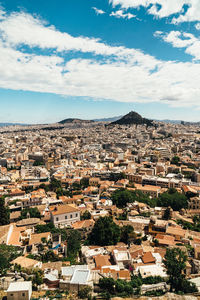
[1,112,200,299]
[2,0,200,298]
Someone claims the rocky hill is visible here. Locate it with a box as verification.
[110,111,154,127]
[59,118,94,124]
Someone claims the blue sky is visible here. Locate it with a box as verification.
[1,0,200,123]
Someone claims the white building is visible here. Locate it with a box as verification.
[50,204,80,228]
[135,264,167,278]
[60,265,93,292]
[7,281,32,300]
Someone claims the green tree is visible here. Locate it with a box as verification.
[142,276,165,284]
[117,210,128,220]
[120,225,136,245]
[81,210,91,220]
[24,186,34,193]
[100,292,111,300]
[164,248,186,292]
[0,196,10,225]
[41,250,59,262]
[78,286,92,299]
[111,188,157,208]
[163,248,197,293]
[37,243,44,252]
[153,238,159,247]
[157,189,188,211]
[111,189,135,208]
[130,275,142,289]
[49,178,62,191]
[33,270,43,286]
[99,278,115,294]
[71,182,82,191]
[67,229,81,258]
[109,172,126,182]
[41,237,47,244]
[0,253,9,274]
[99,278,134,297]
[35,222,67,241]
[89,216,120,246]
[163,207,171,220]
[80,177,90,189]
[0,244,22,273]
[171,156,180,165]
[21,207,41,219]
[33,161,44,166]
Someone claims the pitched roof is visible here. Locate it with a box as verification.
[0,224,10,243]
[155,234,175,246]
[7,225,26,246]
[166,226,186,237]
[7,281,32,292]
[42,261,64,271]
[72,219,94,230]
[50,204,80,216]
[94,255,111,268]
[11,256,40,268]
[142,252,156,264]
[29,232,51,245]
[101,268,131,280]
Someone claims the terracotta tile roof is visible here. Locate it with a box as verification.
[9,189,25,196]
[11,256,40,269]
[130,248,143,259]
[155,234,175,246]
[7,225,26,246]
[118,269,131,280]
[10,211,21,220]
[29,232,51,245]
[72,219,94,230]
[101,268,131,280]
[166,226,186,237]
[50,204,79,216]
[182,185,198,194]
[94,255,111,268]
[42,261,64,271]
[132,184,161,192]
[142,252,156,264]
[0,224,10,243]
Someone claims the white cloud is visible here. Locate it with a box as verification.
[110,9,135,19]
[109,0,200,23]
[155,30,200,60]
[195,23,200,30]
[1,9,200,109]
[92,7,105,15]
[0,10,158,68]
[0,7,5,20]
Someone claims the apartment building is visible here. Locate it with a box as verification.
[50,204,80,228]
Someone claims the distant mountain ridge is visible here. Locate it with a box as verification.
[92,116,122,122]
[0,123,29,127]
[59,118,94,124]
[59,116,122,124]
[109,111,154,127]
[155,119,182,124]
[1,115,199,128]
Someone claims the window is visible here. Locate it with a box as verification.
[76,213,78,217]
[22,293,25,297]
[56,217,59,221]
[10,294,13,297]
[65,215,67,219]
[70,214,73,218]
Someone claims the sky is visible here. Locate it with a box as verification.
[1,0,200,123]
